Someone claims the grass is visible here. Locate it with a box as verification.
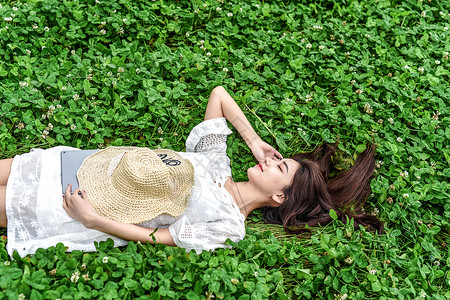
[0,0,449,298]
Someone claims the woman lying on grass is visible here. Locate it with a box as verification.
[0,86,382,257]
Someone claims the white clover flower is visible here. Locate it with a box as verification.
[369,268,376,275]
[319,45,325,50]
[404,65,411,70]
[223,68,228,72]
[227,13,233,17]
[12,6,18,11]
[388,118,394,124]
[444,27,449,31]
[230,278,238,285]
[306,43,312,49]
[19,81,29,87]
[82,272,90,281]
[4,261,10,266]
[102,256,109,263]
[122,18,127,22]
[349,66,355,71]
[101,21,106,26]
[340,293,348,300]
[365,34,371,38]
[118,27,124,35]
[100,29,106,35]
[206,52,211,56]
[32,24,38,29]
[117,67,124,73]
[439,11,444,16]
[61,86,67,90]
[157,127,163,134]
[216,7,221,11]
[73,94,79,101]
[419,290,426,298]
[418,67,424,73]
[70,271,80,283]
[396,137,403,142]
[4,17,12,22]
[407,156,413,162]
[18,294,25,300]
[344,257,353,264]
[203,3,207,7]
[421,11,426,17]
[107,71,112,76]
[185,32,190,37]
[71,50,75,55]
[136,68,141,74]
[253,271,258,276]
[403,193,409,198]
[194,8,200,13]
[44,26,49,31]
[199,40,205,45]
[378,119,383,124]
[435,60,440,64]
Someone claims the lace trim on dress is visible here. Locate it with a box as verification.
[195,134,228,152]
[185,117,232,152]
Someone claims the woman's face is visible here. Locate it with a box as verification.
[247,157,300,200]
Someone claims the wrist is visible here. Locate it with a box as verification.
[245,136,262,149]
[84,213,103,229]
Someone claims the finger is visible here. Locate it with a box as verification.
[274,148,283,159]
[80,190,88,198]
[64,184,72,198]
[73,187,82,197]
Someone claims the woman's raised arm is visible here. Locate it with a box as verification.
[205,86,282,162]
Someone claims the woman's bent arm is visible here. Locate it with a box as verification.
[205,86,282,162]
[63,185,176,246]
[205,86,261,148]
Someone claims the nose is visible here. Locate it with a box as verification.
[265,157,275,166]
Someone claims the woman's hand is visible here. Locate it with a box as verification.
[63,184,98,228]
[249,139,283,163]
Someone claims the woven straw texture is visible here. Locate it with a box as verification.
[77,147,194,224]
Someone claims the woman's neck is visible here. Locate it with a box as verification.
[224,178,270,218]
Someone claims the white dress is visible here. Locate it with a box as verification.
[5,117,246,257]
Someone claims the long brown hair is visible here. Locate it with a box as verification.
[261,144,382,234]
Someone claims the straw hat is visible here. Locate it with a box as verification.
[77,147,194,224]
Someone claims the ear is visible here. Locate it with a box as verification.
[271,193,285,206]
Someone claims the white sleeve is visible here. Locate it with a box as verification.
[185,118,233,153]
[168,215,245,253]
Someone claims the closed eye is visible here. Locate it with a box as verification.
[278,165,283,172]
